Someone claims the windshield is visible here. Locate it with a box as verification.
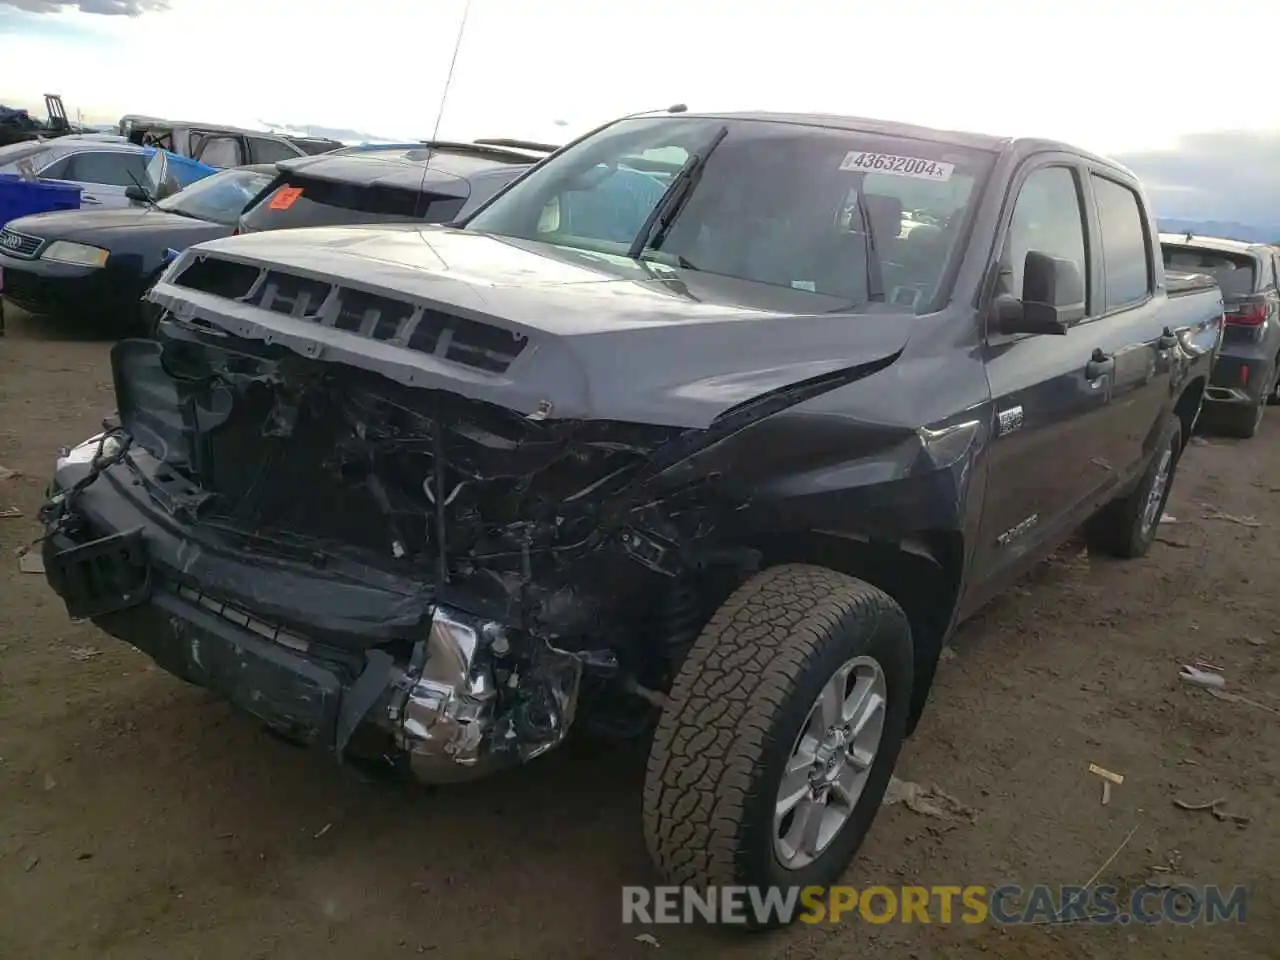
[464,115,994,312]
[156,167,275,226]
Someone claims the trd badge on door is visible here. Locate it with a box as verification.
[997,405,1024,437]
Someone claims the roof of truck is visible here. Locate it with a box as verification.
[631,109,1139,178]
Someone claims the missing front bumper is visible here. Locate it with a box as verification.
[46,527,583,781]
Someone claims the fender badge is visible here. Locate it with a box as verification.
[997,405,1024,437]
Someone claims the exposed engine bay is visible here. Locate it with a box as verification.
[75,323,764,777]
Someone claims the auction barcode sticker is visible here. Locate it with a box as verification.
[839,151,955,181]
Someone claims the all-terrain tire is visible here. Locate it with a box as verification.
[1085,413,1183,558]
[642,564,913,927]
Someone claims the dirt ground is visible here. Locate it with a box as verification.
[1,307,1277,960]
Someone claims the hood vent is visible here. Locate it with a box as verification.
[170,255,529,374]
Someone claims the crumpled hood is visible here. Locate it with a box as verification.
[148,224,913,429]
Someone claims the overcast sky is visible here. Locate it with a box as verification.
[2,0,1277,223]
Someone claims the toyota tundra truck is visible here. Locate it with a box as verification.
[37,109,1224,925]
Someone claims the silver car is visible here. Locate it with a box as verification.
[0,137,209,209]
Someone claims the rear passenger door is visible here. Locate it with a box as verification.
[1083,171,1172,484]
[976,158,1113,586]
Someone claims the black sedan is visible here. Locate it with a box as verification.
[0,163,275,332]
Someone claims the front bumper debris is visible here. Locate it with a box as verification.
[40,436,585,781]
[389,609,582,782]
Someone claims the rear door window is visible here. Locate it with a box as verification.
[1162,245,1256,300]
[248,137,301,164]
[238,176,466,232]
[1091,175,1152,310]
[196,135,245,167]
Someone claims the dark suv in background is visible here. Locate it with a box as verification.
[236,139,557,235]
[1161,233,1280,437]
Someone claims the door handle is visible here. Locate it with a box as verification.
[1086,348,1114,381]
[1158,326,1178,350]
[80,195,102,205]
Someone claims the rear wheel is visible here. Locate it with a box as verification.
[642,564,913,928]
[1086,413,1182,558]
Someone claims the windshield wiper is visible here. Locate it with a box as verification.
[627,124,728,260]
[126,169,159,210]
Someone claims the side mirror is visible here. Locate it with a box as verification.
[993,250,1087,336]
[125,184,150,202]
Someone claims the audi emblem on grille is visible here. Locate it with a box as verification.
[1,233,20,249]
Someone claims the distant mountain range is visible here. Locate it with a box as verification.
[1158,219,1280,245]
[257,120,400,144]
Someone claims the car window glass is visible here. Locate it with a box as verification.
[238,176,466,232]
[1163,245,1255,299]
[248,137,300,164]
[1091,175,1151,309]
[61,151,149,187]
[197,136,244,167]
[34,154,70,179]
[156,168,275,226]
[466,116,994,313]
[1003,166,1088,308]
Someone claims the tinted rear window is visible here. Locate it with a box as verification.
[238,175,466,232]
[1162,244,1256,299]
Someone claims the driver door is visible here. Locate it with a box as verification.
[968,158,1114,597]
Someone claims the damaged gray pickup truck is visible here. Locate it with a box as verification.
[38,109,1224,922]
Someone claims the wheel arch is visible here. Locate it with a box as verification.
[752,529,964,736]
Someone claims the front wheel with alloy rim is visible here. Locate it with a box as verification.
[1085,412,1183,558]
[642,564,913,929]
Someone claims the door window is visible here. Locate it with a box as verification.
[247,137,301,164]
[1003,165,1089,309]
[196,136,245,167]
[1091,175,1152,310]
[56,151,149,186]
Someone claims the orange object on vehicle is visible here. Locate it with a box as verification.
[268,186,303,211]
